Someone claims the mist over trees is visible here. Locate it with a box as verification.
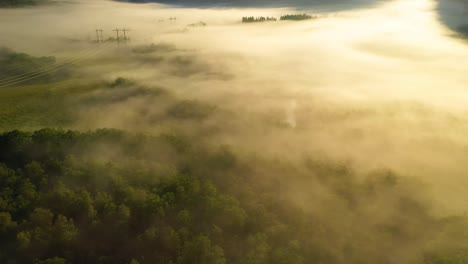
[1,0,468,262]
[0,48,69,84]
[0,129,467,264]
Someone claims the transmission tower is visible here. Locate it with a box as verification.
[122,29,131,43]
[113,29,120,42]
[95,29,104,43]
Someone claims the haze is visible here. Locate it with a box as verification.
[1,0,468,263]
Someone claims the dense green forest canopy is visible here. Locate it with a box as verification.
[0,129,467,264]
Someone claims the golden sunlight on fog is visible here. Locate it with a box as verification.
[1,0,468,214]
[5,0,468,263]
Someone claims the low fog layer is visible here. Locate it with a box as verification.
[0,0,468,264]
[1,0,468,212]
[1,1,468,261]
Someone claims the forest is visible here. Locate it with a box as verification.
[241,17,277,23]
[241,14,315,23]
[0,129,468,263]
[1,0,468,262]
[279,14,314,21]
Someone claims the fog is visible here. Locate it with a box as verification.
[1,0,468,259]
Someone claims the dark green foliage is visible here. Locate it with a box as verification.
[0,48,70,85]
[177,235,226,264]
[0,77,172,131]
[280,14,315,21]
[242,16,277,23]
[0,129,464,263]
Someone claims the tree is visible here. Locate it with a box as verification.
[0,212,17,233]
[177,235,226,264]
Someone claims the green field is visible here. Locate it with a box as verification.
[0,80,94,131]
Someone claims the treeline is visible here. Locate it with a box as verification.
[241,14,317,23]
[0,129,467,263]
[242,16,277,23]
[280,14,314,21]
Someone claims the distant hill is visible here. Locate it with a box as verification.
[438,0,468,38]
[117,0,384,9]
[0,0,47,7]
[117,0,468,39]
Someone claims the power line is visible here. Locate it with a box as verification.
[0,42,112,88]
[113,28,131,44]
[0,45,106,88]
[0,26,134,88]
[0,44,105,85]
[0,60,56,76]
